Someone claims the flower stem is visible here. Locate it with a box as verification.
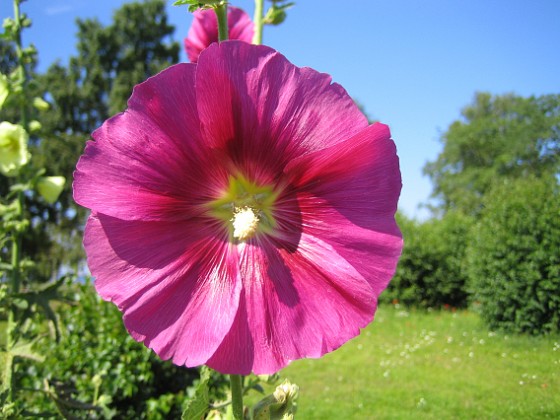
[2,0,28,404]
[4,195,22,402]
[230,374,244,420]
[252,0,264,45]
[13,0,28,128]
[215,3,228,42]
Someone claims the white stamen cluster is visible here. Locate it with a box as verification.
[232,207,259,241]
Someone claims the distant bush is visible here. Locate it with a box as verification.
[382,211,472,308]
[468,177,560,334]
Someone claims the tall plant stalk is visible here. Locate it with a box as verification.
[2,0,29,405]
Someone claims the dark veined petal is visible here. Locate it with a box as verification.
[285,123,403,293]
[85,214,241,367]
[194,41,368,186]
[73,63,229,221]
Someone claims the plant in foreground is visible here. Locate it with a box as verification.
[74,2,402,418]
[1,0,67,416]
[74,39,402,375]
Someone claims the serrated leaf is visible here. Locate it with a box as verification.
[16,276,71,341]
[11,339,45,362]
[182,366,211,420]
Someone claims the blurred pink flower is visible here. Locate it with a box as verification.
[185,6,254,63]
[73,41,403,375]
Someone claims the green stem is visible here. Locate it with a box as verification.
[215,3,228,42]
[252,0,264,45]
[13,0,28,128]
[230,375,244,420]
[2,0,28,404]
[4,197,22,400]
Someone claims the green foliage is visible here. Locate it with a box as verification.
[1,1,72,412]
[0,41,18,74]
[424,92,560,214]
[172,0,227,13]
[1,1,180,283]
[382,212,472,308]
[29,0,180,276]
[182,366,210,420]
[18,281,201,418]
[467,176,560,335]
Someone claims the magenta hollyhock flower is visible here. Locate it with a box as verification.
[73,41,403,375]
[184,6,254,63]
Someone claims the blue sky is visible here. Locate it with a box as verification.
[3,0,559,219]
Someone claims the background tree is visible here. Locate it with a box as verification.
[423,92,560,215]
[0,40,18,74]
[33,0,179,276]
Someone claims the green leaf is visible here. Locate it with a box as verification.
[182,366,211,420]
[16,276,71,341]
[11,338,45,362]
[173,0,224,8]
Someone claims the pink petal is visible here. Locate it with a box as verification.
[185,6,254,63]
[74,40,403,375]
[228,7,254,42]
[73,63,229,221]
[85,214,241,366]
[194,41,368,186]
[207,234,376,374]
[285,123,403,293]
[286,123,401,223]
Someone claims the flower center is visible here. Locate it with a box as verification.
[208,174,278,242]
[232,207,259,241]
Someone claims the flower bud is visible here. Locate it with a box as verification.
[28,120,42,133]
[253,379,299,420]
[0,73,8,109]
[33,97,50,111]
[92,374,103,388]
[272,379,299,409]
[0,122,30,176]
[37,176,65,203]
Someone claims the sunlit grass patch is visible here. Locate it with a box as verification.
[253,305,560,419]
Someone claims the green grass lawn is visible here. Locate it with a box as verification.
[251,304,560,419]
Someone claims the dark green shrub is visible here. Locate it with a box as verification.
[468,177,560,334]
[381,211,472,308]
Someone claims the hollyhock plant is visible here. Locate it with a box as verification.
[0,121,30,176]
[184,5,254,62]
[73,40,403,375]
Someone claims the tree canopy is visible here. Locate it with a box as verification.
[32,0,179,275]
[424,92,560,214]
